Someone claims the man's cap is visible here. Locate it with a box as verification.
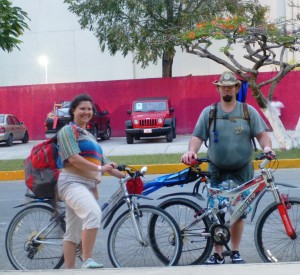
[213,71,241,86]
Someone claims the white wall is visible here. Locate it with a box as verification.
[0,0,297,86]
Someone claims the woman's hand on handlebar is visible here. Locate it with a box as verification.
[181,151,198,165]
[102,162,116,173]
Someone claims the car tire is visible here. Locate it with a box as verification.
[6,134,13,147]
[172,118,176,139]
[101,125,111,140]
[166,131,173,143]
[21,131,29,143]
[126,134,134,144]
[135,136,140,140]
[172,127,176,139]
[92,126,98,139]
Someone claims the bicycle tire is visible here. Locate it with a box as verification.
[5,204,64,270]
[158,197,213,265]
[255,197,300,263]
[107,205,182,267]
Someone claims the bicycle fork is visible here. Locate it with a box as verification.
[128,204,149,246]
[277,194,297,239]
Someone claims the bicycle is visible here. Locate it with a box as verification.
[142,152,300,265]
[5,166,182,270]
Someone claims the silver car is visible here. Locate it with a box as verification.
[0,114,29,146]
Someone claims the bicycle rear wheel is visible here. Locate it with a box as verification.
[5,204,64,270]
[107,205,182,267]
[158,197,213,265]
[255,197,300,262]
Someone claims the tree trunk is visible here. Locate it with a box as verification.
[261,102,299,150]
[162,50,174,77]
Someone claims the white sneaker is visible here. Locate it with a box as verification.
[81,258,104,269]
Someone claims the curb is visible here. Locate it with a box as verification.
[1,159,300,181]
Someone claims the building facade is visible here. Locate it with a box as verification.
[0,0,298,86]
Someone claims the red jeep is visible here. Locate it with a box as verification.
[125,97,176,144]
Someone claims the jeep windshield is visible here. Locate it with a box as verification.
[133,101,167,112]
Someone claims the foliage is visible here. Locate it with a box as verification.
[0,0,30,52]
[63,0,267,76]
[181,4,300,107]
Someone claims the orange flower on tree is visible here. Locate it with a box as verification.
[197,23,205,29]
[189,31,196,39]
[238,25,246,33]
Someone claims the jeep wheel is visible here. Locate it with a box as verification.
[166,131,173,143]
[6,134,13,146]
[135,136,140,140]
[172,127,176,139]
[172,118,176,139]
[126,134,134,144]
[92,127,98,139]
[101,125,111,140]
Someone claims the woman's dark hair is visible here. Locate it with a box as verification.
[69,93,94,121]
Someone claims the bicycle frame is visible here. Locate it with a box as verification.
[142,165,208,201]
[205,158,296,239]
[20,167,153,246]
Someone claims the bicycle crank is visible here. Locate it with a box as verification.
[210,224,231,245]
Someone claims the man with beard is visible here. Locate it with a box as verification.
[181,71,273,265]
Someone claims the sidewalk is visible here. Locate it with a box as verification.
[1,262,299,275]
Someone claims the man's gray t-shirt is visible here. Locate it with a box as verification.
[193,102,268,170]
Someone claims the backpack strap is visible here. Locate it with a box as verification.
[205,102,258,151]
[70,124,80,140]
[205,103,218,147]
[242,103,258,151]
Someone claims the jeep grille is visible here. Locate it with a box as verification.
[139,119,157,127]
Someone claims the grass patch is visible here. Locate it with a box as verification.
[1,148,299,171]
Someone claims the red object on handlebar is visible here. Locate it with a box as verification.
[126,178,144,194]
[190,159,199,165]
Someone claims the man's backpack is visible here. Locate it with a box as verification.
[206,102,257,151]
[24,125,78,198]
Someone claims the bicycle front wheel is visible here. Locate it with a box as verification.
[255,197,300,262]
[107,205,182,267]
[158,198,213,265]
[5,204,64,270]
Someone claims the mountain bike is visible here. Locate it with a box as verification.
[146,152,300,265]
[5,166,182,270]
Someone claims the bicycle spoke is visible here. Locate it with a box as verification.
[255,198,300,262]
[6,205,64,270]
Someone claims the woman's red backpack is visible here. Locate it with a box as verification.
[24,125,78,198]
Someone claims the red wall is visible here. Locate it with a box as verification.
[0,72,299,140]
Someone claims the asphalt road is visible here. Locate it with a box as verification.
[1,168,299,270]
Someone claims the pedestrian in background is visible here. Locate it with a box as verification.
[271,97,285,117]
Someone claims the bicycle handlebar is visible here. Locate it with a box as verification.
[183,158,211,166]
[117,165,147,178]
[255,152,276,169]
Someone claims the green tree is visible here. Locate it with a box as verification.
[0,0,30,52]
[182,6,300,149]
[64,0,266,77]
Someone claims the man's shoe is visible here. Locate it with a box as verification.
[81,258,104,269]
[205,253,225,264]
[231,251,245,264]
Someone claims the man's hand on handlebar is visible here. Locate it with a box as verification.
[263,147,276,160]
[181,151,198,165]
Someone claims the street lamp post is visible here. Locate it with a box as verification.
[38,56,49,84]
